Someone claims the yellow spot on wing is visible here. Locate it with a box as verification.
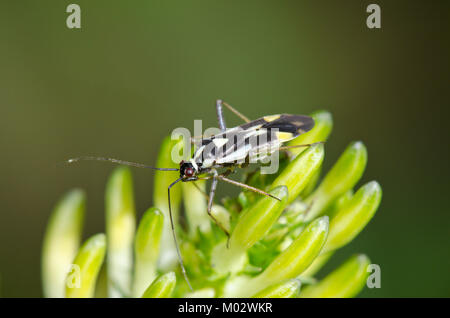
[263,114,281,122]
[276,131,294,142]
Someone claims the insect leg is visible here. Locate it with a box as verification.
[168,178,193,291]
[278,141,324,152]
[216,99,227,131]
[217,175,281,201]
[207,171,231,239]
[222,101,251,123]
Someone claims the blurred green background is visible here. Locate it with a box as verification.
[0,0,449,297]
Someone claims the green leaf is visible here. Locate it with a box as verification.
[42,189,85,298]
[324,181,382,253]
[133,207,164,297]
[300,254,370,298]
[105,167,136,297]
[271,143,324,204]
[65,234,106,298]
[288,111,333,157]
[252,279,301,298]
[153,136,182,270]
[141,272,176,298]
[305,141,367,221]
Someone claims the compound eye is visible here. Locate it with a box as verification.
[185,167,194,177]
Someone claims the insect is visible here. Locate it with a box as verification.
[67,100,319,290]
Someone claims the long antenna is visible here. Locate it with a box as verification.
[66,156,179,171]
[168,177,193,291]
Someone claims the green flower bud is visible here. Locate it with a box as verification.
[232,186,289,250]
[300,165,322,198]
[272,144,324,204]
[252,279,301,298]
[153,136,182,270]
[288,111,333,157]
[65,234,106,298]
[182,180,211,235]
[300,251,334,278]
[133,207,164,297]
[42,189,85,298]
[232,216,328,297]
[211,204,231,234]
[141,272,176,298]
[300,254,370,298]
[324,181,382,253]
[211,186,288,275]
[305,141,367,221]
[105,167,136,297]
[325,190,353,219]
[185,288,216,298]
[258,216,329,283]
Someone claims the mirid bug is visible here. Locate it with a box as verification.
[67,100,320,290]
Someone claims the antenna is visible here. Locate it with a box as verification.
[66,156,179,171]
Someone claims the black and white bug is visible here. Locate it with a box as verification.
[67,100,319,290]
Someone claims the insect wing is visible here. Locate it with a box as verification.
[195,114,315,166]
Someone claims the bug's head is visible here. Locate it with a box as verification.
[179,161,198,181]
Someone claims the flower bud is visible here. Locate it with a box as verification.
[305,141,367,220]
[234,216,329,297]
[133,207,164,297]
[141,272,176,298]
[300,254,370,298]
[105,167,136,297]
[324,181,382,253]
[65,234,106,298]
[272,144,324,204]
[211,186,288,275]
[42,189,85,298]
[288,111,333,157]
[153,136,182,270]
[252,279,301,298]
